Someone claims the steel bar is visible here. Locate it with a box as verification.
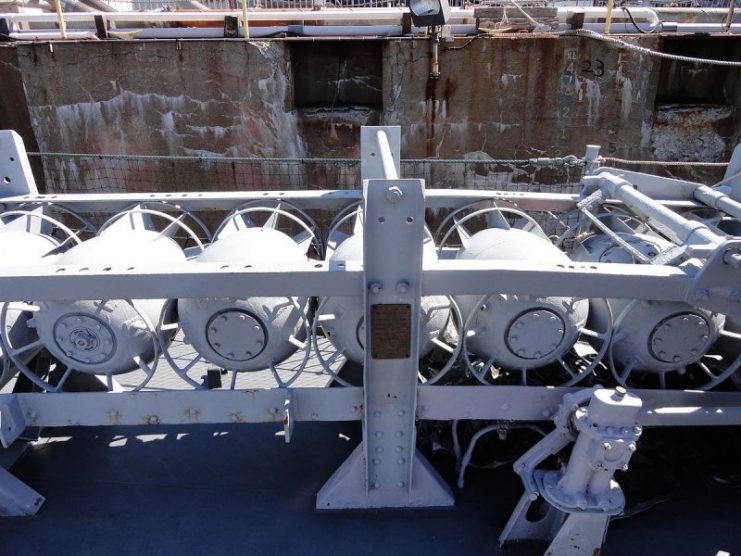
[0,259,696,302]
[0,190,699,214]
[417,386,741,427]
[693,184,741,220]
[5,387,741,429]
[355,176,439,503]
[587,172,724,246]
[7,388,363,427]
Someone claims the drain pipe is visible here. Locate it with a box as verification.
[429,26,440,80]
[53,0,66,38]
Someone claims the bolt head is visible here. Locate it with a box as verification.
[386,186,403,203]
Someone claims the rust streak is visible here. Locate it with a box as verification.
[425,76,439,158]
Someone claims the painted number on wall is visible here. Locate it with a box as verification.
[554,48,579,161]
[581,59,605,77]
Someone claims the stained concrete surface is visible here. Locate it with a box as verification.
[2,35,740,188]
[1,422,740,556]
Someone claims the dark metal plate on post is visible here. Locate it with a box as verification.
[370,304,411,359]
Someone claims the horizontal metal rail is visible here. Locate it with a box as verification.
[418,386,741,426]
[5,386,741,429]
[0,7,465,22]
[0,189,698,213]
[0,259,692,301]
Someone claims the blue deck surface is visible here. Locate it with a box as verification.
[1,422,740,556]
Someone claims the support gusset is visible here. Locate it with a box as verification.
[0,130,38,197]
[0,394,26,448]
[316,445,453,509]
[0,394,44,516]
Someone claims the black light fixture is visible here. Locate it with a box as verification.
[407,0,450,27]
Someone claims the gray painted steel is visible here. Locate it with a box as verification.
[0,127,739,555]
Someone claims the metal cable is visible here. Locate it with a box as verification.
[622,6,660,33]
[600,156,729,167]
[27,151,583,166]
[561,28,741,67]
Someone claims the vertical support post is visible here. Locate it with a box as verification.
[583,144,601,176]
[360,126,401,182]
[316,126,452,509]
[54,0,67,39]
[241,0,250,39]
[604,0,614,34]
[725,0,736,32]
[93,15,108,40]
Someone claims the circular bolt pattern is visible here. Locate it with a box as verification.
[54,314,116,365]
[206,310,266,362]
[649,312,713,365]
[505,309,566,360]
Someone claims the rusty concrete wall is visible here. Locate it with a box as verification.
[382,36,661,163]
[15,41,300,158]
[0,46,44,184]
[0,35,739,191]
[646,35,741,182]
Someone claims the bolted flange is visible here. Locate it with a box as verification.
[648,312,714,365]
[53,313,116,365]
[506,309,566,360]
[206,310,266,362]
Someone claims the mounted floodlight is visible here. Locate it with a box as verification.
[407,0,450,27]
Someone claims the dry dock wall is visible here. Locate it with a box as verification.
[0,34,740,191]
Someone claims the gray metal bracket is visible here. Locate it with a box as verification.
[360,126,401,182]
[0,397,44,516]
[686,238,741,320]
[501,388,642,556]
[0,131,38,198]
[583,168,701,201]
[0,395,26,448]
[316,128,452,508]
[317,176,453,509]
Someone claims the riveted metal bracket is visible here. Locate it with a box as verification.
[0,395,26,449]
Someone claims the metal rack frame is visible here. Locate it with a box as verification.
[0,127,739,554]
